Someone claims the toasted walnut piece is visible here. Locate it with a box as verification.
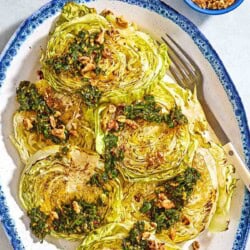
[192,0,235,10]
[148,240,165,250]
[125,119,138,129]
[108,104,117,114]
[50,211,59,221]
[100,9,114,17]
[72,201,81,214]
[182,215,190,225]
[95,29,105,45]
[160,199,175,209]
[150,222,157,228]
[156,193,175,209]
[116,16,128,28]
[79,56,91,64]
[192,241,200,250]
[158,193,168,201]
[51,125,66,140]
[142,232,150,240]
[107,120,119,131]
[23,118,33,130]
[49,115,56,128]
[147,151,165,167]
[81,63,96,74]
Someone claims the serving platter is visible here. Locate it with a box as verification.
[0,0,249,249]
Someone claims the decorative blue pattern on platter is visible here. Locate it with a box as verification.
[0,0,249,249]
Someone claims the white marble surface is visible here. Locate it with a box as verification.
[0,0,249,249]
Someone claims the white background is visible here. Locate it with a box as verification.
[0,0,249,249]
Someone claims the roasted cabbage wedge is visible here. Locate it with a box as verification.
[11,79,95,163]
[95,81,190,182]
[41,2,170,104]
[19,145,121,240]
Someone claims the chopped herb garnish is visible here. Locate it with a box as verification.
[122,221,149,250]
[16,81,68,143]
[78,84,102,107]
[27,199,102,240]
[140,167,201,232]
[140,201,152,213]
[124,95,188,128]
[103,133,124,179]
[89,133,124,186]
[52,200,101,234]
[165,167,201,209]
[27,207,50,240]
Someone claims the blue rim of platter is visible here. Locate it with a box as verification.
[183,0,244,15]
[0,0,249,249]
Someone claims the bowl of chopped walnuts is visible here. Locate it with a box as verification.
[184,0,244,14]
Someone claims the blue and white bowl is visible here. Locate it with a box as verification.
[184,0,244,15]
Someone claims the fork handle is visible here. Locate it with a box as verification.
[223,142,250,192]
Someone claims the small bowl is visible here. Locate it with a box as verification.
[184,0,244,15]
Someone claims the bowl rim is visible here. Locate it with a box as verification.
[184,0,244,15]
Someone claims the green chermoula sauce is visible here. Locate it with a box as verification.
[124,95,188,128]
[28,199,102,240]
[16,81,68,143]
[140,167,201,232]
[89,133,124,186]
[78,84,102,107]
[122,221,149,250]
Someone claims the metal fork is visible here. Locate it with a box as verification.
[162,34,250,192]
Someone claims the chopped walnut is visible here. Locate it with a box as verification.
[125,119,138,129]
[79,56,91,64]
[156,193,175,209]
[44,87,63,110]
[95,29,105,44]
[51,125,66,140]
[148,240,165,250]
[72,201,81,214]
[50,211,59,221]
[23,118,33,130]
[182,215,190,225]
[158,193,168,201]
[134,194,141,202]
[49,115,56,128]
[192,0,235,9]
[108,104,117,114]
[107,120,119,131]
[100,9,114,17]
[81,63,96,73]
[147,152,164,167]
[116,16,129,28]
[192,241,200,250]
[142,232,150,240]
[150,222,157,229]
